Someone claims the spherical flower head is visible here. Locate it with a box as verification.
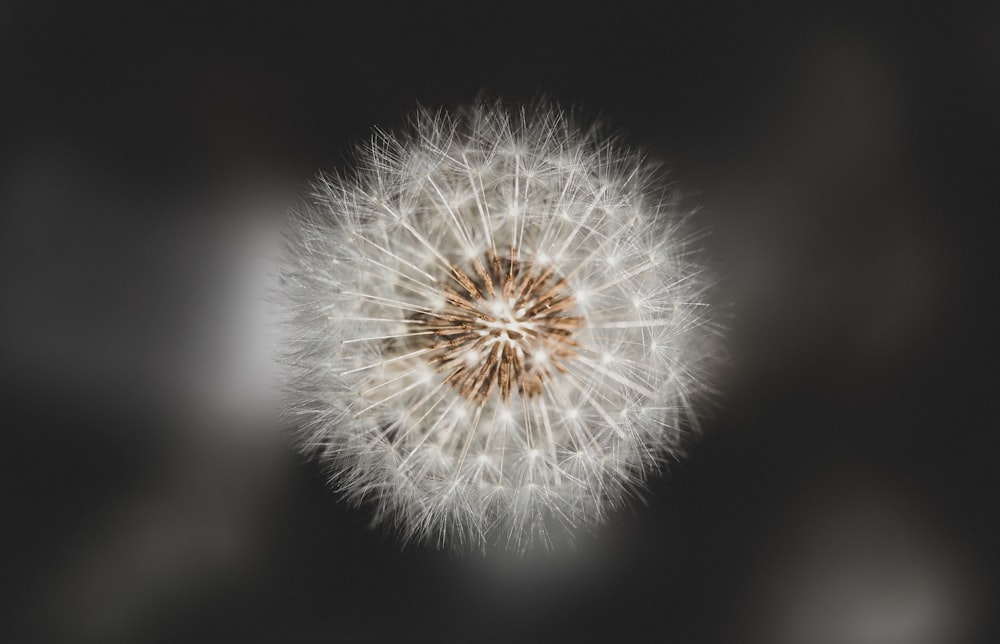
[280,102,720,551]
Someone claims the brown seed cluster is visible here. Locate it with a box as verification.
[415,249,583,405]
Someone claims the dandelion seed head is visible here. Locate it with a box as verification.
[280,101,720,551]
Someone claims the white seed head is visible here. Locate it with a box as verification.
[279,102,720,551]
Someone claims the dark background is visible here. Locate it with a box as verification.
[2,2,998,642]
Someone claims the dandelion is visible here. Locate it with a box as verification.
[279,102,719,551]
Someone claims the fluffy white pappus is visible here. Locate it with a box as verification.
[279,102,720,551]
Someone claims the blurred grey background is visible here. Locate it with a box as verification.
[1,2,998,643]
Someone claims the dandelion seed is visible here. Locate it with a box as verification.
[279,101,720,551]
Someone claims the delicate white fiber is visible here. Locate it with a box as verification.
[279,102,719,551]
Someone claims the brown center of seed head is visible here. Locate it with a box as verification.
[416,249,583,405]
